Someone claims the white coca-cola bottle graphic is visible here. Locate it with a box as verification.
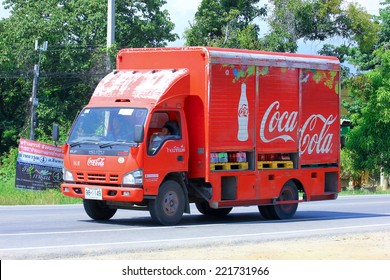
[237,83,249,141]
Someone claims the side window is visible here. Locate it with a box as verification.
[147,111,181,155]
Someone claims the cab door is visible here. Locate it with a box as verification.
[143,110,188,195]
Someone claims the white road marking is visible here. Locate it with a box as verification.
[1,222,390,252]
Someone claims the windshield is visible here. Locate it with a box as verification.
[68,107,147,144]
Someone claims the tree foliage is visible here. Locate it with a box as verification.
[347,0,390,71]
[184,0,378,55]
[344,52,390,176]
[184,0,267,49]
[0,0,177,154]
[266,0,379,53]
[342,0,390,181]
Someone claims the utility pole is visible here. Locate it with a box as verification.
[106,0,115,72]
[30,40,47,141]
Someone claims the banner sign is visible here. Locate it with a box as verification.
[15,138,64,190]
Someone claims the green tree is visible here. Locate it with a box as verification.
[184,0,267,48]
[342,1,390,187]
[184,0,378,56]
[343,50,390,182]
[267,0,379,54]
[0,0,177,154]
[347,0,390,71]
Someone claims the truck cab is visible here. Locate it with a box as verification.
[61,69,191,225]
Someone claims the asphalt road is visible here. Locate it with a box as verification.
[1,195,390,259]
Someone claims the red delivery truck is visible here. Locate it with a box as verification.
[59,47,341,225]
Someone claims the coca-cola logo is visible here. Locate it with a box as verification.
[260,101,297,143]
[260,101,337,155]
[300,114,337,155]
[87,157,105,167]
[238,104,249,117]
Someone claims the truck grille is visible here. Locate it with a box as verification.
[88,173,106,181]
[76,173,119,183]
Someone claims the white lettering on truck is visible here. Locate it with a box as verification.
[166,145,185,153]
[300,114,337,155]
[260,101,297,143]
[260,101,336,155]
[87,157,105,167]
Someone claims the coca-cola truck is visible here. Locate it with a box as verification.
[59,47,341,225]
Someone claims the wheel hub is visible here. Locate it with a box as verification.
[163,191,178,216]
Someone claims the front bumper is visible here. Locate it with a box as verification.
[61,183,144,202]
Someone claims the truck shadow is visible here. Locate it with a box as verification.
[81,210,390,227]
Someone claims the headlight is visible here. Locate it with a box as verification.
[63,167,74,182]
[123,169,143,185]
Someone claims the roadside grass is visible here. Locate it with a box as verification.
[0,177,81,205]
[0,177,389,205]
[339,188,390,196]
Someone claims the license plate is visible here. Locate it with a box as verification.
[85,187,102,200]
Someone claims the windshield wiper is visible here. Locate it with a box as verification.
[69,139,98,147]
[100,141,137,148]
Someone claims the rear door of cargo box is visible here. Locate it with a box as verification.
[299,69,340,165]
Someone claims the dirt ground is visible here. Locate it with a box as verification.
[92,230,390,260]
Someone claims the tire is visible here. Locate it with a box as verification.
[195,201,232,217]
[83,199,117,220]
[259,181,298,220]
[258,205,274,219]
[149,180,185,226]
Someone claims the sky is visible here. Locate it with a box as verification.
[0,0,382,52]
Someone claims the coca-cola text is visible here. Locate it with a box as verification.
[87,157,105,167]
[260,101,337,155]
[300,114,337,155]
[260,101,297,143]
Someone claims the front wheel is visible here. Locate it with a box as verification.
[83,199,117,220]
[149,180,185,226]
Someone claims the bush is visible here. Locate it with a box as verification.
[0,147,18,182]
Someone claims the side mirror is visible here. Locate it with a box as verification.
[52,124,59,142]
[134,125,144,143]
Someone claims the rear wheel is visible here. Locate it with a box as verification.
[259,181,298,220]
[196,201,233,217]
[258,205,274,219]
[149,180,185,226]
[83,199,117,220]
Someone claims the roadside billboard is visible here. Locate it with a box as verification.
[15,138,63,190]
